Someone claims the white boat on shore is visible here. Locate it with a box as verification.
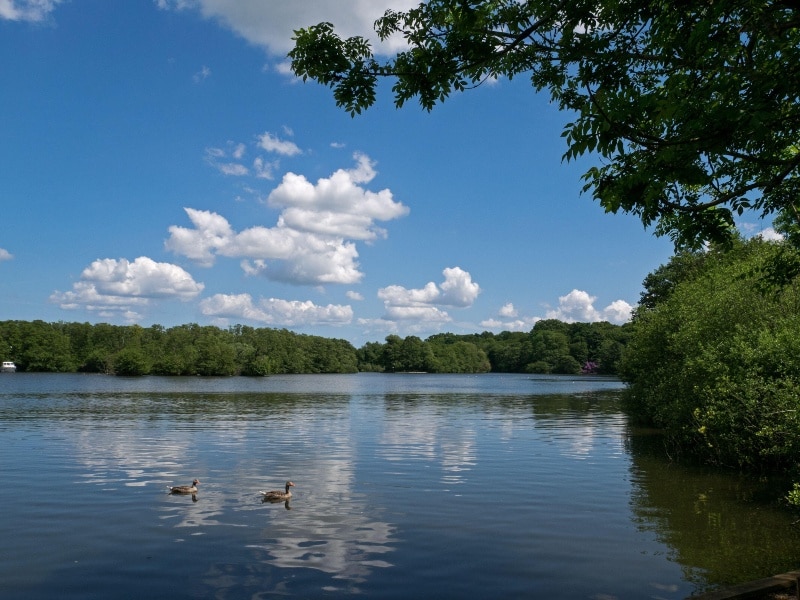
[1,361,17,373]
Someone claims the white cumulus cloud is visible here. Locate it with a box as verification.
[482,291,632,332]
[267,153,408,241]
[50,257,204,321]
[378,267,480,322]
[758,227,784,242]
[199,293,353,326]
[439,266,481,307]
[166,154,408,285]
[165,208,235,267]
[0,248,13,261]
[167,208,362,285]
[546,289,632,324]
[498,302,518,318]
[602,299,634,324]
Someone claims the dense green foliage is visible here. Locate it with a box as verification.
[0,322,358,376]
[0,319,628,376]
[290,0,800,251]
[358,320,629,374]
[620,238,800,473]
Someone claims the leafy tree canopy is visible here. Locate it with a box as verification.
[290,0,800,250]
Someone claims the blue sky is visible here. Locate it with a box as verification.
[0,1,772,346]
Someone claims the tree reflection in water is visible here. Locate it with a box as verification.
[626,429,800,593]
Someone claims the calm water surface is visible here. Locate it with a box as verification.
[0,373,797,599]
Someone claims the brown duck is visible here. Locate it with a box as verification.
[260,481,294,502]
[169,479,200,494]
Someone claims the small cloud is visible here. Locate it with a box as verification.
[258,131,302,156]
[546,289,601,322]
[253,156,277,179]
[498,302,518,318]
[155,0,195,11]
[193,65,211,83]
[741,221,784,241]
[545,289,632,324]
[267,153,409,241]
[758,227,784,242]
[602,299,634,324]
[231,143,246,159]
[378,267,480,323]
[480,317,540,332]
[199,293,353,326]
[481,318,503,328]
[205,144,249,176]
[439,267,481,307]
[273,61,295,77]
[0,248,13,261]
[217,162,249,176]
[1,0,64,22]
[346,290,364,301]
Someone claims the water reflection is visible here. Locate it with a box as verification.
[627,430,800,592]
[261,497,291,509]
[245,467,396,591]
[248,517,395,581]
[52,390,398,591]
[1,375,798,600]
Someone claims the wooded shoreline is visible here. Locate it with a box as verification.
[0,318,628,377]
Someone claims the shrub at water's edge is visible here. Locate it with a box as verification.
[620,238,800,488]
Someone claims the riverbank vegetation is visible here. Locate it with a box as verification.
[620,236,800,484]
[0,318,629,377]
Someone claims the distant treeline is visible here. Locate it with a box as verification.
[359,321,629,375]
[0,319,629,376]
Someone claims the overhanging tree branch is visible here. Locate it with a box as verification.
[290,0,800,250]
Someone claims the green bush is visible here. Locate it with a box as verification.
[525,360,552,374]
[113,348,151,376]
[620,238,800,472]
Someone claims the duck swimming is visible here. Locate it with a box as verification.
[260,481,294,502]
[169,479,200,494]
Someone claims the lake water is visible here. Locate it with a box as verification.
[1,373,798,599]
